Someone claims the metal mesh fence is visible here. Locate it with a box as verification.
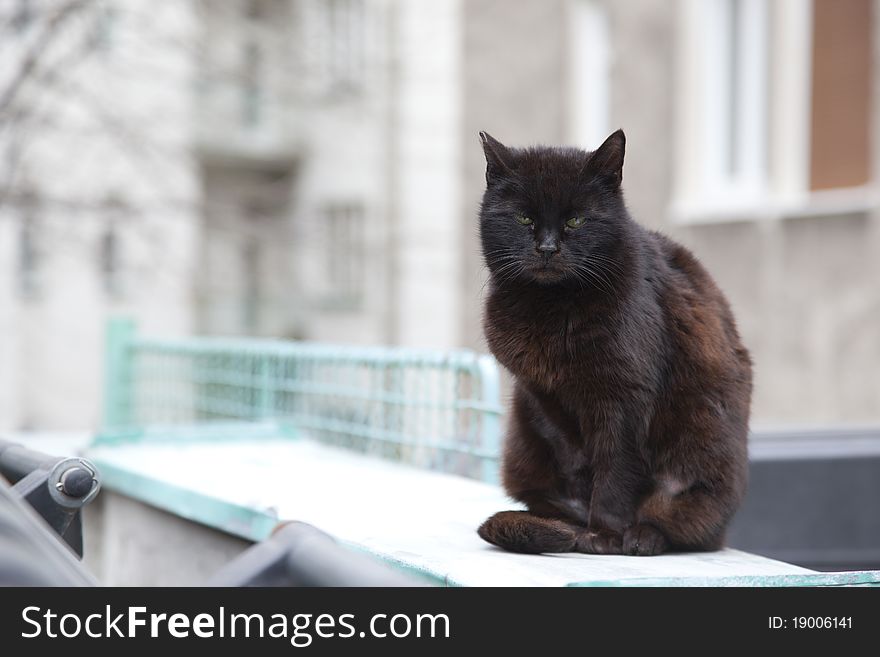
[97,319,503,482]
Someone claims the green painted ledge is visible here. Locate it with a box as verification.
[91,458,280,542]
[568,571,880,587]
[91,456,453,587]
[91,452,880,588]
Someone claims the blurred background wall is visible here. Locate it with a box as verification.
[1,0,878,432]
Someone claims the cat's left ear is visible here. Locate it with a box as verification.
[588,129,626,187]
[479,131,516,184]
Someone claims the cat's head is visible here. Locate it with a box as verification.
[478,130,630,288]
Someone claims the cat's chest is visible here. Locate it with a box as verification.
[484,293,616,387]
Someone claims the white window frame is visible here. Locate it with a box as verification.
[704,0,768,200]
[674,0,770,220]
[669,0,871,224]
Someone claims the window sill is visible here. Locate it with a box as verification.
[669,185,879,226]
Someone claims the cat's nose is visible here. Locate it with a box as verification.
[536,238,560,257]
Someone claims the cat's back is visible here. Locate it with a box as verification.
[644,229,751,377]
[646,230,719,296]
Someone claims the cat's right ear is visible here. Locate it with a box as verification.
[479,131,515,184]
[588,129,626,187]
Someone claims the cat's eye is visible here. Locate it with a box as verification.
[566,216,587,229]
[514,215,533,226]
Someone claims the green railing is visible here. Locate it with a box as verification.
[96,318,504,483]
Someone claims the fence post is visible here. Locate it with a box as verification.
[477,355,502,485]
[103,317,136,430]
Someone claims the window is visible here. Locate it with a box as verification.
[674,0,874,222]
[567,1,611,150]
[17,196,39,300]
[707,0,768,197]
[319,203,365,309]
[100,224,121,298]
[242,42,262,126]
[242,239,261,332]
[98,197,125,298]
[312,0,365,95]
[689,0,770,205]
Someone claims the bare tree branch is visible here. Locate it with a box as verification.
[0,0,91,119]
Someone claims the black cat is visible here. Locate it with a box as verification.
[476,130,752,556]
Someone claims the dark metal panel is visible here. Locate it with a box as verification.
[729,427,880,571]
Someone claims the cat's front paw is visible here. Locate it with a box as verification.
[623,523,669,556]
[574,529,623,554]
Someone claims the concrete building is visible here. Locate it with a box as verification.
[1,0,878,432]
[0,0,202,431]
[1,0,469,431]
[196,0,880,425]
[196,0,464,351]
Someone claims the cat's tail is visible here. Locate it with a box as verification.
[478,511,577,553]
[478,510,622,554]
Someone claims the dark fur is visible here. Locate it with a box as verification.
[476,130,752,556]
